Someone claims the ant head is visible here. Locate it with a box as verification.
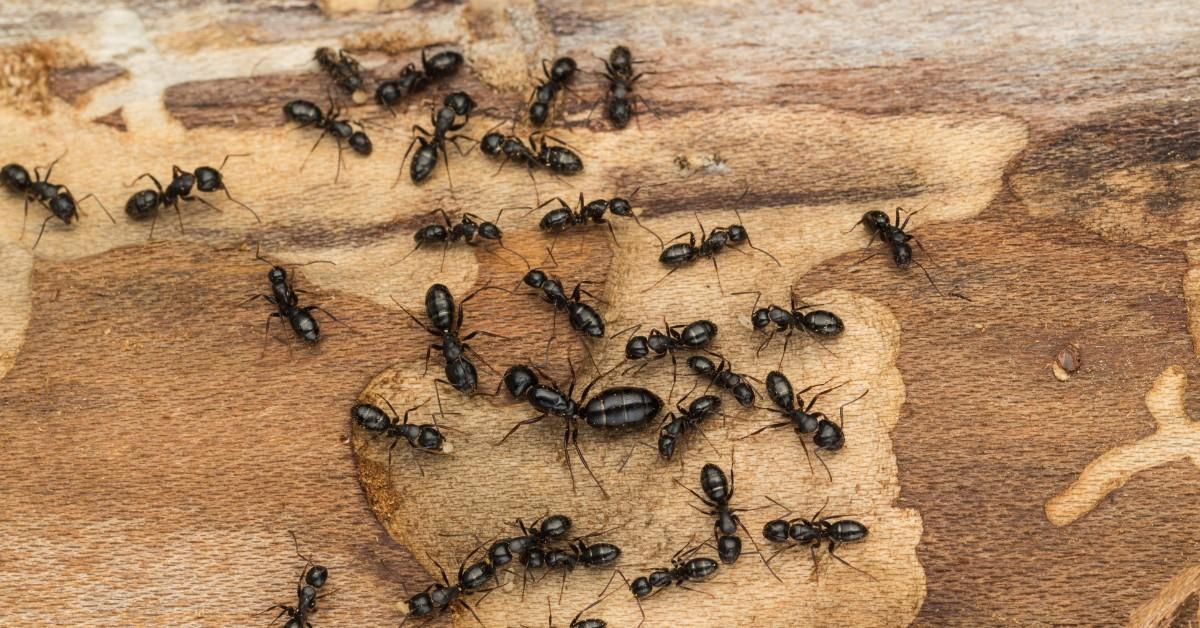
[196,166,226,192]
[1,163,31,192]
[727,224,749,243]
[608,197,633,217]
[609,45,633,72]
[550,56,577,82]
[813,420,844,450]
[423,48,463,78]
[444,90,476,117]
[503,364,539,397]
[48,194,77,222]
[523,269,547,288]
[375,80,401,106]
[416,425,445,450]
[624,335,649,359]
[687,354,715,374]
[750,307,771,330]
[892,241,913,267]
[480,131,504,156]
[267,266,287,285]
[861,210,891,233]
[314,46,336,63]
[763,519,790,543]
[477,221,501,240]
[305,564,329,588]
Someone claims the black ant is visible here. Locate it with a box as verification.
[622,319,718,402]
[675,457,762,565]
[649,188,780,295]
[732,290,843,367]
[401,206,529,270]
[242,247,344,347]
[262,532,330,628]
[740,371,867,480]
[547,592,612,628]
[351,393,452,475]
[314,47,364,96]
[686,355,755,408]
[394,283,507,394]
[529,56,578,126]
[479,128,584,189]
[530,190,663,254]
[400,549,488,627]
[2,156,113,248]
[853,207,942,294]
[124,155,261,238]
[761,497,873,581]
[283,97,372,183]
[375,47,464,115]
[656,392,722,462]
[513,268,607,368]
[616,541,719,628]
[595,45,657,129]
[497,360,664,498]
[399,98,477,189]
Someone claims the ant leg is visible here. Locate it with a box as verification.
[172,201,185,235]
[218,187,261,223]
[912,259,944,296]
[642,266,680,293]
[31,213,55,249]
[827,542,877,581]
[73,193,116,223]
[737,420,792,440]
[911,236,943,269]
[777,331,792,370]
[755,330,776,359]
[708,255,725,295]
[304,305,354,333]
[813,449,833,481]
[803,382,847,414]
[497,413,548,444]
[299,128,329,174]
[440,145,456,195]
[838,389,869,427]
[667,351,679,405]
[850,250,881,268]
[543,309,558,367]
[19,196,30,240]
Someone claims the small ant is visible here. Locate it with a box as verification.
[314,47,364,96]
[400,98,475,188]
[649,188,780,295]
[242,247,344,347]
[401,206,529,270]
[400,549,487,627]
[530,190,663,254]
[498,360,664,497]
[351,394,452,474]
[675,457,761,565]
[514,268,607,368]
[283,97,372,183]
[740,371,867,480]
[263,532,330,628]
[687,355,755,408]
[732,290,843,367]
[623,319,718,402]
[2,156,114,248]
[394,283,506,394]
[657,393,722,462]
[376,47,464,114]
[479,128,584,189]
[529,56,578,126]
[124,155,261,238]
[596,45,657,129]
[547,592,611,628]
[853,207,942,294]
[616,541,719,628]
[761,497,873,581]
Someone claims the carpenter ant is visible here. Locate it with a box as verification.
[675,457,762,565]
[687,355,755,408]
[623,319,718,402]
[649,189,780,294]
[529,56,578,126]
[514,268,607,367]
[375,47,464,114]
[656,393,722,462]
[530,190,663,254]
[617,541,719,627]
[394,283,506,394]
[479,128,584,185]
[401,207,529,270]
[732,290,843,366]
[547,593,612,628]
[537,537,622,603]
[853,207,942,294]
[3,156,113,248]
[263,532,330,628]
[740,371,867,480]
[498,360,664,497]
[314,47,364,96]
[594,45,657,130]
[124,155,261,238]
[242,248,344,346]
[400,551,486,627]
[283,97,372,182]
[761,497,873,581]
[351,394,452,474]
[399,99,475,189]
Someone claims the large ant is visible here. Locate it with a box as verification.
[596,45,656,129]
[529,56,578,126]
[262,532,330,628]
[283,98,372,182]
[2,156,113,248]
[401,206,528,270]
[741,371,867,480]
[351,394,452,474]
[399,96,476,188]
[498,361,663,497]
[375,47,464,114]
[314,47,364,96]
[530,190,663,254]
[242,247,344,347]
[675,458,761,565]
[124,155,261,238]
[853,207,942,294]
[616,541,719,628]
[395,283,505,394]
[687,355,756,408]
[761,497,872,581]
[732,290,843,366]
[649,189,780,294]
[623,319,718,402]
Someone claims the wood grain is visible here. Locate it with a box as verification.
[2,1,1200,626]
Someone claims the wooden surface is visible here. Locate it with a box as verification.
[3,1,1200,626]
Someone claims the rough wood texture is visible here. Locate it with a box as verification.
[2,1,1200,626]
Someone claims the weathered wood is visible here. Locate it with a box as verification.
[2,1,1200,626]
